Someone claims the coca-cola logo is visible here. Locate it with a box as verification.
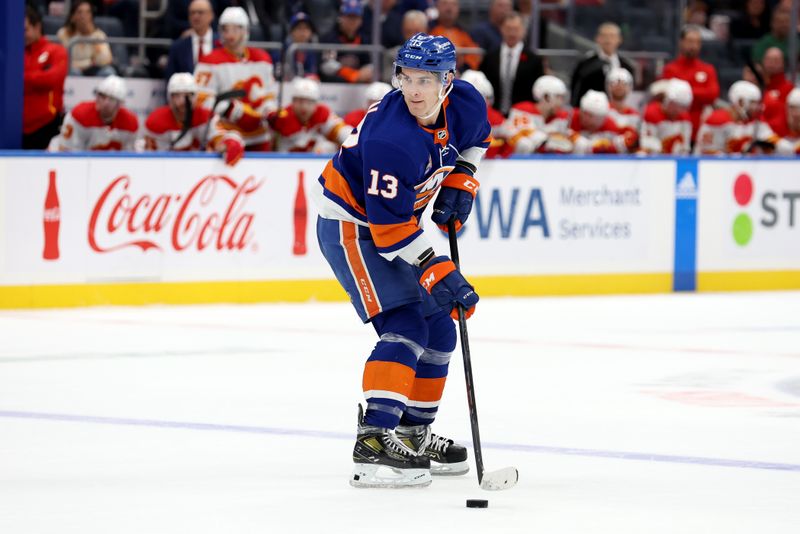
[88,174,263,253]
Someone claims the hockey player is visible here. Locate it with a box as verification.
[459,69,511,158]
[266,77,351,153]
[49,75,138,152]
[639,79,693,155]
[569,90,637,154]
[606,67,640,131]
[194,6,277,151]
[313,33,490,488]
[772,88,800,155]
[506,75,571,154]
[143,73,245,165]
[694,80,779,155]
[343,81,393,128]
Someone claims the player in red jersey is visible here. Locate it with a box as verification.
[570,90,636,154]
[640,79,694,155]
[266,77,351,153]
[49,75,138,152]
[194,7,277,151]
[460,69,511,157]
[143,73,245,165]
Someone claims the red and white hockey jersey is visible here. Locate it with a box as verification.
[142,105,238,152]
[485,106,512,158]
[49,100,138,151]
[505,101,570,152]
[694,108,779,155]
[266,103,350,153]
[639,101,693,155]
[194,47,278,147]
[608,102,641,131]
[569,114,636,154]
[770,114,800,155]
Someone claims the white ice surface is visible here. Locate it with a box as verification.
[1,292,799,533]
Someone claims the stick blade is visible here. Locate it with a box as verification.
[480,467,519,491]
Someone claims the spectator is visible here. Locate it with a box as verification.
[661,26,720,138]
[685,1,718,40]
[23,4,68,150]
[165,0,217,81]
[639,79,694,155]
[48,75,138,151]
[143,73,244,164]
[480,12,545,115]
[470,0,513,54]
[760,47,795,125]
[459,69,512,158]
[772,88,800,155]
[194,7,278,151]
[320,0,374,83]
[56,0,115,76]
[570,90,637,154]
[429,0,482,70]
[266,77,350,153]
[606,68,640,131]
[752,7,796,63]
[383,9,429,80]
[362,0,407,48]
[343,81,393,127]
[730,0,771,40]
[694,80,778,155]
[570,22,635,107]
[505,75,571,155]
[282,12,320,79]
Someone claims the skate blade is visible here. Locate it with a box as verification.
[430,460,469,476]
[479,467,519,491]
[350,463,432,489]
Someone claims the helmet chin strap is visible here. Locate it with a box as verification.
[419,81,454,121]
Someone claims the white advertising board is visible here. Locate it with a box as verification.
[697,160,800,271]
[0,156,675,289]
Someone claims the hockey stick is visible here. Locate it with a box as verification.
[447,218,519,491]
[200,88,248,150]
[169,94,194,150]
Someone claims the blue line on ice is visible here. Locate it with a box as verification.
[2,410,798,473]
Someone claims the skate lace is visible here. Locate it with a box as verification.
[382,431,420,457]
[428,433,452,454]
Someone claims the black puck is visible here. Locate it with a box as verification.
[466,499,488,508]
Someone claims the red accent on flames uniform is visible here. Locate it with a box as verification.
[694,108,778,155]
[23,37,68,134]
[343,108,367,128]
[50,100,138,151]
[762,73,795,126]
[608,102,641,131]
[486,106,512,158]
[569,113,636,154]
[194,47,278,147]
[661,56,720,137]
[266,103,350,153]
[143,105,240,152]
[770,113,800,155]
[639,101,693,155]
[505,101,571,152]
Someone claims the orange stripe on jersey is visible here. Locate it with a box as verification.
[408,376,447,403]
[322,160,367,217]
[341,222,382,318]
[363,361,416,397]
[414,190,437,210]
[369,219,420,249]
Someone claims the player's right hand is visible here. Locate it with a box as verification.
[419,256,479,320]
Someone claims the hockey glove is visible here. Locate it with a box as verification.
[419,256,479,320]
[431,164,480,232]
[222,137,244,166]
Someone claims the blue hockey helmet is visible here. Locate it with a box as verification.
[394,33,457,75]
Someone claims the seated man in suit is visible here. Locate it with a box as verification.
[165,0,217,80]
[570,22,635,108]
[480,11,544,116]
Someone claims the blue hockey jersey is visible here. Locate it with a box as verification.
[314,79,491,264]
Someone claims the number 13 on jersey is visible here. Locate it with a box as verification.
[367,169,398,199]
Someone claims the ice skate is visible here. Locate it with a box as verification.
[396,424,469,476]
[350,406,432,488]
